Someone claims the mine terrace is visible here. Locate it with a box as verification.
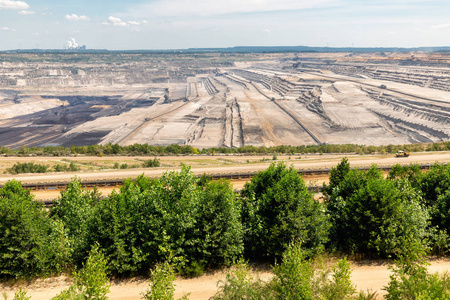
[0,51,450,149]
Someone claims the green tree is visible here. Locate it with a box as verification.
[51,178,101,266]
[323,158,350,196]
[418,163,450,208]
[326,163,429,257]
[387,164,422,187]
[91,167,243,276]
[0,180,70,278]
[242,162,329,260]
[195,180,243,270]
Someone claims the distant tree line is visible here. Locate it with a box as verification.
[1,141,450,157]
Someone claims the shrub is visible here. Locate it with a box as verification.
[142,261,177,300]
[76,245,110,300]
[212,260,273,300]
[326,160,429,257]
[51,178,101,266]
[143,158,161,168]
[241,162,329,260]
[272,241,314,300]
[387,164,421,186]
[0,180,70,278]
[213,242,356,300]
[195,180,243,269]
[52,244,110,300]
[6,162,48,174]
[322,157,350,196]
[11,288,30,300]
[91,168,243,276]
[384,238,450,299]
[53,162,80,172]
[312,258,356,300]
[418,163,450,208]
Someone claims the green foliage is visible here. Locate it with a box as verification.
[242,162,329,260]
[6,162,48,174]
[311,258,356,300]
[53,162,80,172]
[195,180,243,269]
[212,261,274,300]
[214,242,356,300]
[12,288,30,300]
[387,164,422,186]
[2,141,449,157]
[417,163,450,208]
[416,163,450,237]
[384,238,450,300]
[355,291,378,300]
[322,157,350,196]
[0,180,70,278]
[142,261,176,300]
[91,167,243,276]
[272,241,314,300]
[143,158,161,168]
[76,245,110,300]
[52,178,101,266]
[52,244,110,300]
[326,160,429,257]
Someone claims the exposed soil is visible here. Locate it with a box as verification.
[2,259,450,299]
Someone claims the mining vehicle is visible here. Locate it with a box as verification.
[395,150,410,157]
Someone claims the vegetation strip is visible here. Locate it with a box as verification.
[2,160,450,299]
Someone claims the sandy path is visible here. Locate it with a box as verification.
[2,259,450,299]
[1,152,449,186]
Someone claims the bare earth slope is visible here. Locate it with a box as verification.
[1,52,450,148]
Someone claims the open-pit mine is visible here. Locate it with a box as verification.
[1,51,450,148]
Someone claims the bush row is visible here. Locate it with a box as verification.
[5,159,160,174]
[1,161,450,281]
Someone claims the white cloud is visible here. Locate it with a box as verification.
[264,29,271,33]
[0,26,10,30]
[65,14,90,21]
[133,0,336,17]
[18,10,34,15]
[0,0,29,10]
[431,23,450,29]
[104,16,140,27]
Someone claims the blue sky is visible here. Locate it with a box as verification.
[0,0,449,50]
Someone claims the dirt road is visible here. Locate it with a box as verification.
[2,259,450,299]
[1,152,449,186]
